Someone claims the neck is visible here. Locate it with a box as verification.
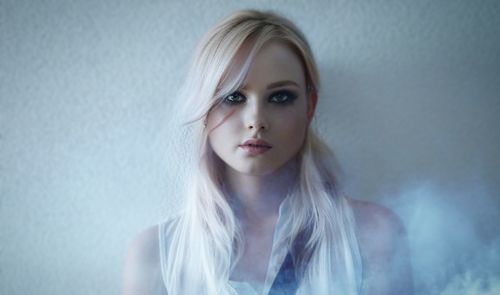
[224,159,299,223]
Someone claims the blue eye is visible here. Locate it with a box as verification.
[223,91,246,105]
[269,90,297,104]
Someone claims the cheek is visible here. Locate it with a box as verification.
[207,110,241,154]
[207,107,238,134]
[208,127,232,165]
[208,124,231,149]
[274,111,309,147]
[276,107,308,132]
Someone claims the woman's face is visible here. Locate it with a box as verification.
[207,41,314,176]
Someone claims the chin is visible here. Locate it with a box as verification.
[235,163,281,176]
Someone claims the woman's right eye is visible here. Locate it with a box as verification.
[223,91,246,104]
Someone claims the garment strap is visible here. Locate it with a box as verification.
[268,252,299,295]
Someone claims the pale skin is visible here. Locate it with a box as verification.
[123,41,413,294]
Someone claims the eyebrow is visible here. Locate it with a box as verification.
[241,80,300,90]
[266,80,300,89]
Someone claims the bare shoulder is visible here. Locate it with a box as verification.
[347,197,414,294]
[348,198,406,250]
[127,225,160,265]
[123,225,166,295]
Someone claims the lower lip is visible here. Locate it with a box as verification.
[239,145,272,156]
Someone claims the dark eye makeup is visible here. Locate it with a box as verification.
[222,91,246,105]
[222,89,298,105]
[268,90,297,104]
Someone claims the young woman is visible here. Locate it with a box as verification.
[123,10,413,295]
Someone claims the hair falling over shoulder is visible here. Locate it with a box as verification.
[162,10,363,295]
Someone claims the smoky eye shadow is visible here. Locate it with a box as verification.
[268,90,298,104]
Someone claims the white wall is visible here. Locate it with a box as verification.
[1,0,499,294]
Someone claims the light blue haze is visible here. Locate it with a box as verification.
[1,0,499,294]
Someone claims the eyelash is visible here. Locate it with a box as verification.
[222,90,298,105]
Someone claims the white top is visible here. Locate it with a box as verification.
[158,197,292,295]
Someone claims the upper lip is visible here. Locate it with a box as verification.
[240,139,272,148]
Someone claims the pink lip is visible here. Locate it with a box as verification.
[241,139,272,147]
[239,139,272,156]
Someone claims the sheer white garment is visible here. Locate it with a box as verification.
[158,197,292,295]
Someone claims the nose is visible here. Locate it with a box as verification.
[245,99,269,131]
[247,121,267,130]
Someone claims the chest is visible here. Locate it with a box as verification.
[230,226,276,284]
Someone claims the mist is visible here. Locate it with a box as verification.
[1,0,499,294]
[382,183,500,295]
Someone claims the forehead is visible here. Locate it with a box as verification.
[241,40,307,90]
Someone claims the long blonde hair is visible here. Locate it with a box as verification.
[162,10,362,294]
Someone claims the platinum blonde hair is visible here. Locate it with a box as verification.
[162,10,362,294]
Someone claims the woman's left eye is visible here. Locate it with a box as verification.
[269,90,297,104]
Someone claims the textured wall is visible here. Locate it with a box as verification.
[1,0,499,294]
